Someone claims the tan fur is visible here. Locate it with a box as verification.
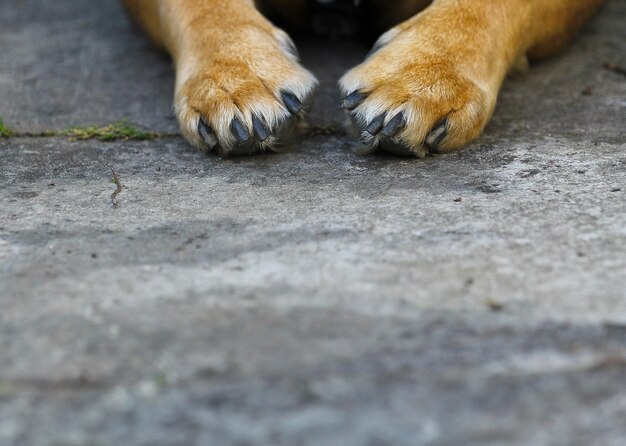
[122,0,603,157]
[122,0,317,155]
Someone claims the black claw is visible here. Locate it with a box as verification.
[425,119,449,150]
[230,117,250,143]
[198,117,218,150]
[382,113,406,138]
[252,115,270,142]
[365,113,386,135]
[342,91,367,111]
[281,91,303,115]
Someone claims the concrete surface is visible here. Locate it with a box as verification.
[1,1,625,445]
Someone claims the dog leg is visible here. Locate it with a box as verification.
[123,0,317,155]
[340,0,603,156]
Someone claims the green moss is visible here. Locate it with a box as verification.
[0,118,13,137]
[63,120,162,141]
[0,119,172,140]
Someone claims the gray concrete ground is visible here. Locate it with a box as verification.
[1,1,625,445]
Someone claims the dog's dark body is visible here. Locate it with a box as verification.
[122,0,603,156]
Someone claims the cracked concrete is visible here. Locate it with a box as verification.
[1,1,625,445]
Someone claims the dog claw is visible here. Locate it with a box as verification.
[252,115,270,142]
[198,117,218,151]
[365,113,386,135]
[342,91,367,111]
[425,119,449,151]
[281,91,303,115]
[382,113,406,138]
[230,117,250,143]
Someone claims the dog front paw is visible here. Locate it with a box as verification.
[176,28,317,156]
[339,26,499,157]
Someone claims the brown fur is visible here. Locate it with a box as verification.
[121,0,603,156]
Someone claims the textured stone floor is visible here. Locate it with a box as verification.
[1,1,625,445]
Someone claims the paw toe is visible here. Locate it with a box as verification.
[197,117,218,152]
[424,119,449,153]
[342,91,367,111]
[230,117,251,144]
[280,90,303,115]
[381,113,407,138]
[365,113,386,136]
[252,115,270,142]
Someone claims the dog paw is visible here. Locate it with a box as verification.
[176,28,317,156]
[339,26,499,157]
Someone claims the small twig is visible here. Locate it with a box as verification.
[109,167,124,207]
[603,62,626,77]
